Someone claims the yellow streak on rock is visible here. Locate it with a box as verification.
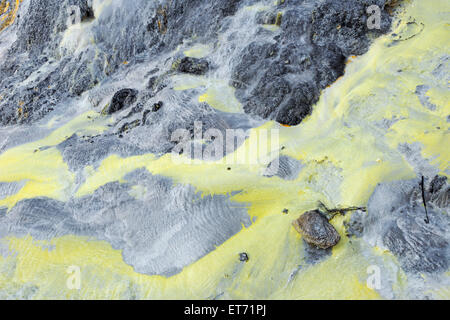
[75,154,156,198]
[0,0,449,299]
[183,43,213,59]
[261,24,280,32]
[198,85,243,113]
[173,74,243,113]
[0,111,112,209]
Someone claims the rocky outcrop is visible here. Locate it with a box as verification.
[104,89,138,115]
[363,176,450,274]
[231,0,393,125]
[0,0,395,127]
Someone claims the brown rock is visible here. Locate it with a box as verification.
[292,210,341,249]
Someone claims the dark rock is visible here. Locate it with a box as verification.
[105,89,138,115]
[118,120,141,135]
[231,0,393,126]
[343,210,366,238]
[0,0,395,127]
[239,252,249,262]
[428,175,449,209]
[0,172,252,277]
[164,0,243,46]
[0,0,246,126]
[256,10,282,26]
[264,155,304,180]
[152,101,164,112]
[176,57,210,75]
[292,210,341,249]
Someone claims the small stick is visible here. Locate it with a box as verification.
[420,176,430,224]
[318,202,367,220]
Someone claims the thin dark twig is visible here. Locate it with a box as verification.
[318,201,367,220]
[420,176,430,224]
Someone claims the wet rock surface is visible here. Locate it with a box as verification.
[263,155,304,180]
[239,252,249,262]
[0,0,394,127]
[343,210,366,238]
[0,169,252,276]
[176,57,210,75]
[292,210,341,249]
[0,0,104,125]
[364,177,450,274]
[231,0,393,125]
[0,0,448,300]
[105,89,138,115]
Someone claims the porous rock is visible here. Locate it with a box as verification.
[176,57,210,75]
[292,210,341,249]
[105,89,138,115]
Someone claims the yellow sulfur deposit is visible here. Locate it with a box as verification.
[0,111,112,209]
[0,0,22,32]
[0,0,448,299]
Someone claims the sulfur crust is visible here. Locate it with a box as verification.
[0,0,448,299]
[0,111,112,209]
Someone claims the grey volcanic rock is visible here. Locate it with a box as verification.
[364,177,450,274]
[292,210,341,249]
[0,0,104,125]
[0,170,252,276]
[231,0,393,125]
[428,175,449,208]
[105,89,138,115]
[14,0,87,54]
[343,210,366,238]
[239,252,249,262]
[176,57,210,75]
[303,240,332,264]
[0,0,395,127]
[0,181,27,201]
[382,216,448,273]
[56,134,145,172]
[0,0,400,280]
